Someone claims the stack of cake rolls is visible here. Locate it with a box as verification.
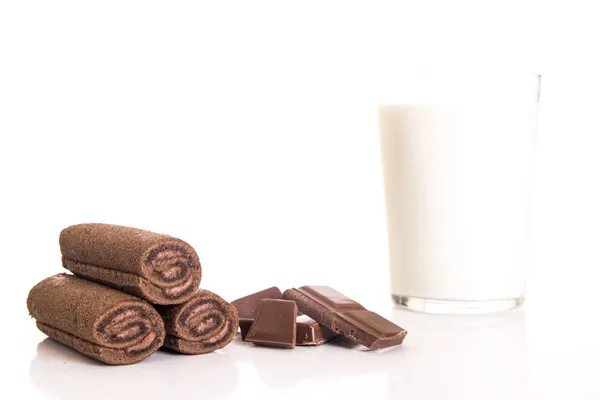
[27,223,239,365]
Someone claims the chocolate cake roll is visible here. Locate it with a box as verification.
[60,223,202,305]
[27,274,165,365]
[156,289,238,354]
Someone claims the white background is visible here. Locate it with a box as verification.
[1,1,599,399]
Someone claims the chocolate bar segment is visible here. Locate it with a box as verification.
[295,315,340,346]
[231,287,282,319]
[239,316,341,345]
[239,318,254,341]
[282,286,407,349]
[245,299,296,349]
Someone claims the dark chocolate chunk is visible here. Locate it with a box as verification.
[239,318,254,341]
[245,299,297,349]
[282,286,407,350]
[239,315,341,345]
[295,315,340,346]
[231,287,282,319]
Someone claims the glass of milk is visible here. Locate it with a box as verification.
[378,72,541,314]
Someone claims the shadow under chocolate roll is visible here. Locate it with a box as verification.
[156,290,239,354]
[60,223,202,305]
[27,274,165,365]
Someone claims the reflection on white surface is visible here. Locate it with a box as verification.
[30,339,240,400]
[386,308,528,399]
[28,308,529,400]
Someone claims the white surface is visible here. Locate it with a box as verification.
[9,298,600,400]
[379,102,537,301]
[1,1,600,399]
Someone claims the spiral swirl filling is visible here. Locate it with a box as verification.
[177,299,233,346]
[96,304,161,355]
[144,244,198,299]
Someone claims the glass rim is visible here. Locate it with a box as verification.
[397,71,541,78]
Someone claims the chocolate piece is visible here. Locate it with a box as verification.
[239,316,341,345]
[231,287,282,319]
[59,223,202,305]
[245,299,297,349]
[27,274,165,365]
[295,315,340,346]
[282,286,407,350]
[239,318,254,341]
[155,289,239,354]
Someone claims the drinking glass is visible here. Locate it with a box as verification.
[378,73,541,313]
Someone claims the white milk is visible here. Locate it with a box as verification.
[378,103,538,303]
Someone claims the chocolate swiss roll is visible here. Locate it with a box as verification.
[156,289,238,354]
[59,223,202,305]
[27,274,165,365]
